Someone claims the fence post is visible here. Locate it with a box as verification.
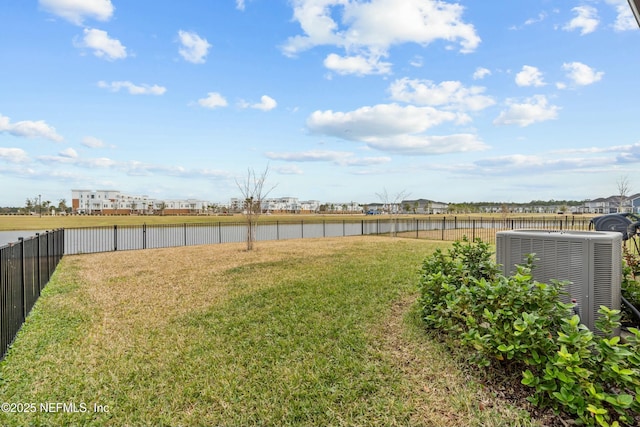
[276,221,280,241]
[114,225,118,251]
[343,220,345,237]
[143,223,147,249]
[361,220,364,236]
[19,238,26,323]
[301,220,304,239]
[472,219,476,241]
[46,231,51,278]
[184,223,187,246]
[36,233,41,292]
[442,216,445,241]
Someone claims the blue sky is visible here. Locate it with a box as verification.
[1,0,639,207]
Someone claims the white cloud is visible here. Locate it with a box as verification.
[178,30,211,64]
[236,0,246,11]
[82,136,105,148]
[364,133,487,155]
[0,113,63,142]
[524,12,548,26]
[39,0,114,25]
[388,78,495,111]
[275,165,304,175]
[267,150,352,162]
[605,0,638,31]
[76,28,127,60]
[197,92,228,109]
[473,67,491,80]
[306,103,488,155]
[515,65,546,87]
[86,157,117,168]
[472,154,611,175]
[282,0,480,75]
[493,95,560,127]
[266,149,391,166]
[248,95,278,111]
[98,80,167,95]
[324,53,392,75]
[59,147,78,158]
[409,55,424,68]
[461,143,640,177]
[342,156,391,166]
[0,148,29,163]
[563,6,599,35]
[308,104,456,138]
[562,62,604,86]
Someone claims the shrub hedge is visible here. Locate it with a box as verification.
[418,238,640,427]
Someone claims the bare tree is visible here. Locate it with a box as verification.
[376,188,410,237]
[236,166,277,251]
[617,175,631,213]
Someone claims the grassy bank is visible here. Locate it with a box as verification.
[0,237,537,426]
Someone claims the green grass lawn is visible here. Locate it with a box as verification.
[0,237,538,426]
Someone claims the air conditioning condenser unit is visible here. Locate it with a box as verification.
[496,230,622,333]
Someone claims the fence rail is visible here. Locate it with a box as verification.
[63,216,593,255]
[0,229,64,359]
[0,216,594,358]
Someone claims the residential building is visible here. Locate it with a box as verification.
[581,194,640,214]
[72,190,209,215]
[401,199,449,214]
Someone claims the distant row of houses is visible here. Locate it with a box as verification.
[72,190,210,215]
[71,190,640,216]
[71,190,362,215]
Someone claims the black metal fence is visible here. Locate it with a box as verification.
[63,216,593,255]
[0,229,64,359]
[0,217,593,358]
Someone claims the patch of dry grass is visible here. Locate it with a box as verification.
[0,237,538,426]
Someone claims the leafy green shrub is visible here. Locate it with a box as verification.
[622,247,640,325]
[418,238,640,426]
[522,308,640,427]
[418,238,571,368]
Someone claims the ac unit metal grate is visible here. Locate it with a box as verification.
[496,230,622,334]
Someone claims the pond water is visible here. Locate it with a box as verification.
[0,230,45,248]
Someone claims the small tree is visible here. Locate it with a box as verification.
[24,198,34,215]
[376,188,409,237]
[58,198,68,214]
[617,175,631,213]
[236,166,277,251]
